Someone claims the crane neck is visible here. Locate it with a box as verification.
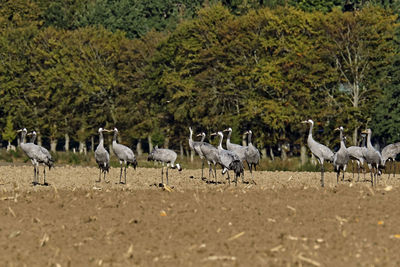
[188,129,193,148]
[200,134,205,142]
[113,131,118,143]
[366,131,373,149]
[20,131,26,144]
[99,132,104,146]
[247,132,253,145]
[30,134,36,144]
[361,136,366,147]
[218,134,223,150]
[339,129,346,149]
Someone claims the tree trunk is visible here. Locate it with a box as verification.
[17,138,20,147]
[180,141,184,159]
[50,138,57,153]
[281,145,287,161]
[353,127,358,147]
[190,150,194,162]
[108,136,113,155]
[148,135,153,153]
[7,141,11,151]
[65,133,70,152]
[261,147,267,159]
[300,145,307,166]
[91,136,94,152]
[311,154,317,165]
[136,139,143,156]
[37,131,42,147]
[269,146,275,161]
[164,136,169,149]
[79,141,87,155]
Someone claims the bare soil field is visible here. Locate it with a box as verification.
[1,165,400,266]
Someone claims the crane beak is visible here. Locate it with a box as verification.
[334,128,340,131]
[196,133,202,137]
[361,130,367,134]
[222,128,229,132]
[27,132,33,136]
[210,132,217,136]
[103,129,112,132]
[301,121,308,124]
[244,131,249,135]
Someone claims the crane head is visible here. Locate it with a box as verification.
[98,127,103,133]
[16,128,27,133]
[361,129,371,135]
[301,119,314,125]
[244,130,252,135]
[196,132,205,138]
[223,128,232,132]
[113,127,118,133]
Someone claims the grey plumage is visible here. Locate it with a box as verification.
[381,142,400,178]
[95,128,111,183]
[244,130,260,184]
[212,131,244,185]
[333,126,350,183]
[347,133,368,181]
[188,127,206,178]
[147,146,182,185]
[223,127,247,161]
[362,128,383,186]
[302,119,334,187]
[198,132,220,183]
[18,129,53,185]
[112,128,137,184]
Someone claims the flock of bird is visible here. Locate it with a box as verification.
[16,120,399,188]
[16,126,260,187]
[302,119,400,187]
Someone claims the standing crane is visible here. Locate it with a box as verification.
[223,127,246,182]
[381,142,400,178]
[211,131,243,185]
[188,127,206,179]
[333,126,350,183]
[361,129,383,186]
[197,132,220,183]
[147,146,182,186]
[111,128,137,184]
[244,130,260,184]
[95,128,111,183]
[347,133,367,181]
[301,119,334,187]
[26,130,54,185]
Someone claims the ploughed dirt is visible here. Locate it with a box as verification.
[1,165,400,266]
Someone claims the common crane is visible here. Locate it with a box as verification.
[333,126,350,183]
[18,129,53,185]
[301,119,334,187]
[244,130,260,184]
[147,146,182,186]
[381,142,400,178]
[197,132,220,183]
[347,133,367,181]
[362,129,383,186]
[223,127,246,181]
[211,131,243,185]
[111,128,137,184]
[188,127,206,178]
[95,128,111,183]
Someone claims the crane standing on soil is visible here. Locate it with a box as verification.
[223,127,246,182]
[112,128,137,184]
[211,131,243,185]
[95,128,111,183]
[147,146,182,186]
[197,132,220,183]
[362,129,383,186]
[188,127,206,179]
[17,129,53,186]
[244,130,260,184]
[347,134,368,181]
[29,131,54,183]
[302,119,334,187]
[381,142,400,178]
[333,126,350,183]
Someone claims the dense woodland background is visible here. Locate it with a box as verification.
[1,0,400,161]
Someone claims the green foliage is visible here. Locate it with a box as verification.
[2,115,16,143]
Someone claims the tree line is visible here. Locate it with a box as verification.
[1,0,399,160]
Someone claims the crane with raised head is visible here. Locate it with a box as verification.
[197,132,219,183]
[333,126,350,183]
[111,128,137,184]
[211,131,243,185]
[95,128,111,183]
[244,130,260,184]
[361,128,383,186]
[301,119,334,187]
[188,127,206,179]
[147,146,182,186]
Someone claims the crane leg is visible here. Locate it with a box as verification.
[124,166,127,184]
[161,166,164,185]
[36,165,40,185]
[342,169,345,182]
[352,162,355,180]
[357,163,360,182]
[43,167,46,185]
[96,168,101,183]
[370,169,374,186]
[119,163,123,184]
[166,167,169,185]
[33,166,37,185]
[336,170,339,184]
[394,161,396,178]
[201,160,204,179]
[320,164,325,187]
